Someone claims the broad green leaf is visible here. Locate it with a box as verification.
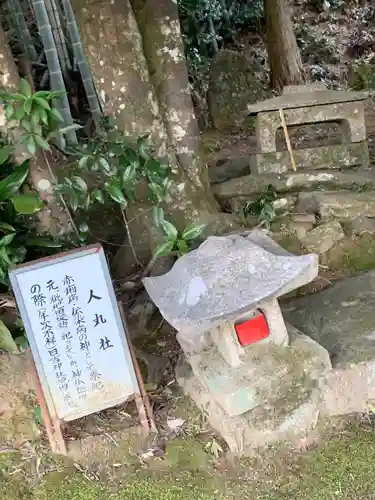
[25,236,61,248]
[108,184,126,205]
[123,162,137,183]
[30,120,42,137]
[0,246,12,264]
[0,233,16,246]
[78,155,90,169]
[182,223,206,241]
[92,188,104,203]
[0,318,18,354]
[20,118,32,133]
[152,206,164,228]
[0,222,15,233]
[0,162,29,202]
[31,108,40,127]
[20,78,32,98]
[0,91,26,101]
[34,134,50,151]
[27,136,36,155]
[10,245,26,263]
[160,219,178,241]
[33,96,51,110]
[154,239,175,258]
[71,176,87,193]
[11,192,44,214]
[69,191,79,212]
[39,107,49,125]
[84,193,91,210]
[35,90,65,99]
[14,105,26,121]
[0,146,13,165]
[98,156,111,173]
[59,123,82,135]
[48,108,63,122]
[177,239,189,254]
[24,98,32,114]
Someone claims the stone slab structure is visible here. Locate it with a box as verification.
[247,84,369,174]
[176,325,331,453]
[249,142,369,175]
[283,270,375,416]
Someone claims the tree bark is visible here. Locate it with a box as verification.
[72,0,167,152]
[264,0,305,91]
[74,0,239,278]
[0,24,72,237]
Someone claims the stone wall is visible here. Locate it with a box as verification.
[209,139,375,258]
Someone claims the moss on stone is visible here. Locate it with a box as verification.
[325,234,375,275]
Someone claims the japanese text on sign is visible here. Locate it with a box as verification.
[10,245,139,421]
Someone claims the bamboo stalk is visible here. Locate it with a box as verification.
[61,0,102,126]
[207,15,219,54]
[44,0,71,74]
[279,108,297,171]
[7,0,37,61]
[31,0,77,143]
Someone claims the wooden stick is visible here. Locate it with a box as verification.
[51,416,67,456]
[279,108,297,171]
[118,303,157,433]
[134,394,150,434]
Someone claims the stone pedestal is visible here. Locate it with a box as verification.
[176,326,331,453]
[143,230,322,454]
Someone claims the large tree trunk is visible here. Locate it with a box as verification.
[264,0,305,91]
[72,0,166,151]
[73,0,238,278]
[0,23,72,237]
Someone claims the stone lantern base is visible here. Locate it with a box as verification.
[176,324,331,454]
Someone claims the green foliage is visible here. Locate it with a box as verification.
[297,26,339,65]
[349,56,375,91]
[178,0,264,105]
[241,185,278,229]
[55,117,172,216]
[0,79,71,154]
[153,206,205,257]
[0,81,66,291]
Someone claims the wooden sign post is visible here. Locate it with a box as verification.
[10,244,155,454]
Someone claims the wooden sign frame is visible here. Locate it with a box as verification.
[10,244,155,454]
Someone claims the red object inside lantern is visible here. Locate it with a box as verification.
[235,311,270,346]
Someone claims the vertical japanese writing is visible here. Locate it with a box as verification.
[88,289,114,352]
[47,280,76,409]
[64,277,104,394]
[30,284,70,402]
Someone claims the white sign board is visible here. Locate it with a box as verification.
[10,244,140,422]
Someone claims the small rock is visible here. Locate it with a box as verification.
[127,290,157,339]
[208,157,250,184]
[167,417,185,432]
[287,214,316,240]
[291,214,316,224]
[301,221,345,254]
[351,216,375,236]
[295,193,319,214]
